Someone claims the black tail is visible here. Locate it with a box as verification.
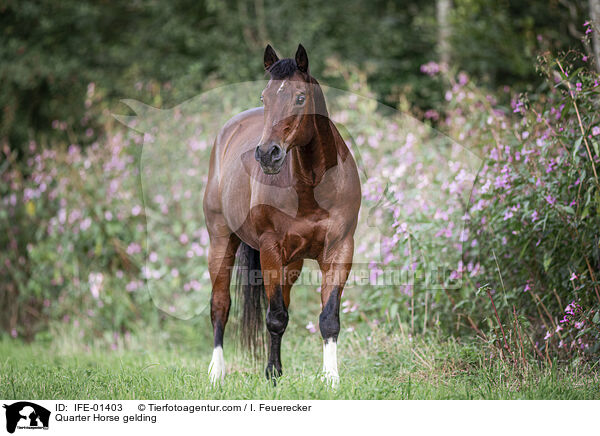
[234,242,266,357]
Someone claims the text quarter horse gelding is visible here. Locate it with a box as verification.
[203,44,361,387]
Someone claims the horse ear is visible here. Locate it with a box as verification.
[264,44,279,71]
[295,44,309,73]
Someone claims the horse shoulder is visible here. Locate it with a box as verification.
[313,128,361,249]
[214,107,264,157]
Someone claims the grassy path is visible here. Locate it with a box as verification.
[1,329,599,400]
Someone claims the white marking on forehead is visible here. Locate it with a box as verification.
[277,81,287,94]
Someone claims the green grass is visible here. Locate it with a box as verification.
[1,326,599,400]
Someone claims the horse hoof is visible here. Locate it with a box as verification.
[265,364,282,386]
[208,364,225,385]
[321,371,339,389]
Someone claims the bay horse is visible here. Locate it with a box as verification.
[203,44,361,386]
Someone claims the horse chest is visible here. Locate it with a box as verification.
[279,215,329,264]
[249,203,331,264]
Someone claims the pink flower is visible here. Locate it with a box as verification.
[79,217,92,231]
[531,210,539,222]
[126,281,140,292]
[88,272,103,299]
[424,109,439,121]
[126,243,141,255]
[420,61,441,76]
[305,321,317,333]
[570,272,578,281]
[592,126,600,136]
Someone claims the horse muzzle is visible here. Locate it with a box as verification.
[255,143,286,174]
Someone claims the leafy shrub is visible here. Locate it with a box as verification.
[0,119,157,342]
[441,49,600,360]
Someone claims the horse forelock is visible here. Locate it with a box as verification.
[267,58,299,79]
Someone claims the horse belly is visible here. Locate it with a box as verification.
[219,170,257,246]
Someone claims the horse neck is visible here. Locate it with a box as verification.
[290,114,338,189]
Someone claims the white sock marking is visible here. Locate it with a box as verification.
[208,346,225,385]
[322,338,339,388]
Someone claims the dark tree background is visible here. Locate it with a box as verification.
[0,0,589,153]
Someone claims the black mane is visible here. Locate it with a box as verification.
[267,58,298,79]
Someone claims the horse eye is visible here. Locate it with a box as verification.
[296,95,305,105]
[260,95,264,103]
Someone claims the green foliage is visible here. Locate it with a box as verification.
[0,123,157,340]
[0,0,584,153]
[450,0,582,85]
[440,49,600,359]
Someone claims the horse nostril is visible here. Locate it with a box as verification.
[269,144,282,160]
[255,145,261,162]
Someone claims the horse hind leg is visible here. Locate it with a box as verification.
[207,233,240,385]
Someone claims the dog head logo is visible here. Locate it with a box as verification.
[3,402,50,434]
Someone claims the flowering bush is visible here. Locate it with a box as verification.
[0,110,158,343]
[440,49,600,359]
[330,49,600,362]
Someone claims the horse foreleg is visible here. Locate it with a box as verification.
[260,241,303,384]
[207,233,240,385]
[265,259,303,385]
[318,237,354,388]
[282,259,303,307]
[260,241,285,383]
